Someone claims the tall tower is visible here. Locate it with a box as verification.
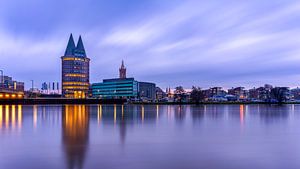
[119,60,126,79]
[61,34,90,98]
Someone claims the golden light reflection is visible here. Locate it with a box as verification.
[97,104,102,124]
[11,105,16,129]
[121,104,124,119]
[156,105,159,120]
[0,105,2,129]
[141,105,144,123]
[240,105,244,125]
[33,105,37,128]
[5,105,9,128]
[18,105,22,129]
[114,104,117,124]
[0,105,23,130]
[62,105,89,169]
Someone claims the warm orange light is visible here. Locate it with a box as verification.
[0,105,3,129]
[0,94,3,98]
[63,82,89,86]
[98,104,102,124]
[63,57,86,61]
[142,105,145,122]
[156,105,159,119]
[114,104,117,124]
[5,94,9,98]
[5,105,9,128]
[64,73,86,78]
[18,105,22,129]
[33,105,37,128]
[240,105,244,125]
[12,105,16,129]
[18,94,23,98]
[11,94,16,98]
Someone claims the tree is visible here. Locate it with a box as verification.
[190,86,205,103]
[174,86,185,103]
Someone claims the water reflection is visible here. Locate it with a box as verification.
[62,105,89,169]
[0,104,299,169]
[0,105,22,130]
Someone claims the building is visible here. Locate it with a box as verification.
[155,87,167,101]
[92,61,138,99]
[138,82,156,101]
[228,87,247,100]
[61,34,90,98]
[92,78,138,99]
[41,82,60,94]
[0,74,24,99]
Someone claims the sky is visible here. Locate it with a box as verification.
[1,0,300,90]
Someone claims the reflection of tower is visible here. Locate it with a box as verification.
[119,60,126,79]
[119,106,126,144]
[62,105,89,169]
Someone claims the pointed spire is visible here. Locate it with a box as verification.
[76,35,86,57]
[119,60,126,79]
[121,60,125,68]
[64,34,76,56]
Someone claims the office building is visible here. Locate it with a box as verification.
[138,82,156,101]
[61,34,90,98]
[92,78,138,99]
[0,74,24,99]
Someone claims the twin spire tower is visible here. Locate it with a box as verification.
[61,34,90,98]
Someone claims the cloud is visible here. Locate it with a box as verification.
[1,0,300,89]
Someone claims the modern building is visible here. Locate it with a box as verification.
[92,61,157,100]
[155,87,167,101]
[138,82,156,101]
[0,74,24,99]
[92,61,139,99]
[41,82,60,94]
[92,78,138,99]
[61,34,90,98]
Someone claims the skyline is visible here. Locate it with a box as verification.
[1,0,300,89]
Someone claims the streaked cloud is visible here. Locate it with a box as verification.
[0,0,300,89]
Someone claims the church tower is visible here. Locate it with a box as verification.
[119,60,126,79]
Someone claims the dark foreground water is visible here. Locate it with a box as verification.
[0,104,300,169]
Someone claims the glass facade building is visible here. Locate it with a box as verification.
[61,34,90,98]
[138,82,156,101]
[92,78,138,99]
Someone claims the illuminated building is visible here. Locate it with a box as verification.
[92,61,156,100]
[92,78,138,99]
[61,34,90,98]
[0,74,24,99]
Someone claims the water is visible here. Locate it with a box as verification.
[0,104,300,169]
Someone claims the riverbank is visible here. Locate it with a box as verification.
[1,99,299,105]
[0,98,126,105]
[130,101,300,105]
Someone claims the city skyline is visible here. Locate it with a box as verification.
[1,0,300,89]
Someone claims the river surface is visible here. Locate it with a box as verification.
[0,104,300,169]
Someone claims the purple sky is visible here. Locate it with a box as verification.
[1,0,300,89]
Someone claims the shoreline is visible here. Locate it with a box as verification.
[0,98,299,105]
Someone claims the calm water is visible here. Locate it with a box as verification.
[0,104,300,169]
